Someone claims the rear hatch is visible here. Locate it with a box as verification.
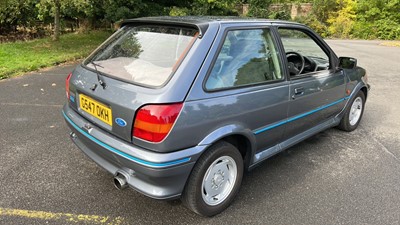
[67,23,199,143]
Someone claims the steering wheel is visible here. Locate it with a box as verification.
[286,51,305,76]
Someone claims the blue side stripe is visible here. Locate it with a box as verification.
[62,111,191,168]
[254,96,350,135]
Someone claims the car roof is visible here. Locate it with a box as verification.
[121,16,302,38]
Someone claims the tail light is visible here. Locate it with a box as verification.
[66,72,72,99]
[133,103,183,143]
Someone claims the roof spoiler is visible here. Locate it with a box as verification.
[120,18,209,39]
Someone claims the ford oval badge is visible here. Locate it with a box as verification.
[115,118,127,127]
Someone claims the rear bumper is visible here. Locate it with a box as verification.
[62,104,206,200]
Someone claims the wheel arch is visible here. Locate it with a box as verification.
[345,82,369,109]
[197,124,257,170]
[220,134,253,170]
[360,86,368,100]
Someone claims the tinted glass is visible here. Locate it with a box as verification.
[205,29,282,90]
[84,25,198,87]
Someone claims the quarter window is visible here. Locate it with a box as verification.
[205,29,283,90]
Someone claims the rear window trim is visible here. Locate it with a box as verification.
[82,24,199,89]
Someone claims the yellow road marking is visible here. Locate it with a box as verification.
[0,208,124,225]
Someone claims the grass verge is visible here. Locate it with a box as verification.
[0,31,112,79]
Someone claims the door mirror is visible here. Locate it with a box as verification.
[338,57,357,69]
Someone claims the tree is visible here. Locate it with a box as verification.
[37,0,98,38]
[1,0,399,40]
[36,0,64,40]
[0,0,39,34]
[353,0,400,39]
[103,0,143,24]
[190,0,239,16]
[327,0,356,38]
[312,0,337,23]
[53,0,60,40]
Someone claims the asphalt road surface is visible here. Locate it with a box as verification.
[0,40,399,225]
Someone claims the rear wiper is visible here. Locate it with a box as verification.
[91,62,106,89]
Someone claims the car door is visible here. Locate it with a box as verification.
[276,26,346,140]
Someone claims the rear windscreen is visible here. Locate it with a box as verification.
[84,25,198,87]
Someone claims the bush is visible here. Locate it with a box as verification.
[247,0,272,18]
[374,19,400,40]
[353,19,400,40]
[294,14,329,37]
[352,21,375,39]
[169,6,190,16]
[327,15,354,39]
[268,4,291,20]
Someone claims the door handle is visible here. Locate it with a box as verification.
[292,87,304,99]
[294,87,304,95]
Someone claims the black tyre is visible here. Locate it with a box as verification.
[338,91,365,132]
[181,141,244,217]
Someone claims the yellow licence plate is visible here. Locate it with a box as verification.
[79,94,113,126]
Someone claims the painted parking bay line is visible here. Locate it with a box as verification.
[0,208,124,225]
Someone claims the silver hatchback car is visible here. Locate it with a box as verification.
[63,17,369,216]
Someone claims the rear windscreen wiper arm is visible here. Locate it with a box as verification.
[91,62,106,89]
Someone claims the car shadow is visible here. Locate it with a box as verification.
[105,128,349,223]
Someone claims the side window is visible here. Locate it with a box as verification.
[205,29,283,90]
[278,28,330,77]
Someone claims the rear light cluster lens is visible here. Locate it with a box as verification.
[66,72,72,99]
[133,103,183,143]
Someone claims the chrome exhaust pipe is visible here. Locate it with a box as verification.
[113,173,128,190]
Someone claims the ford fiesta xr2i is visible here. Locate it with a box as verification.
[63,17,370,216]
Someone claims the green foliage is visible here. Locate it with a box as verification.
[353,0,400,40]
[189,0,239,16]
[169,6,190,16]
[268,4,291,20]
[1,0,400,41]
[103,0,143,23]
[0,31,111,79]
[375,20,400,40]
[294,14,329,37]
[247,0,273,18]
[353,19,400,40]
[36,0,90,21]
[303,0,400,39]
[311,0,337,22]
[327,0,356,38]
[0,0,39,33]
